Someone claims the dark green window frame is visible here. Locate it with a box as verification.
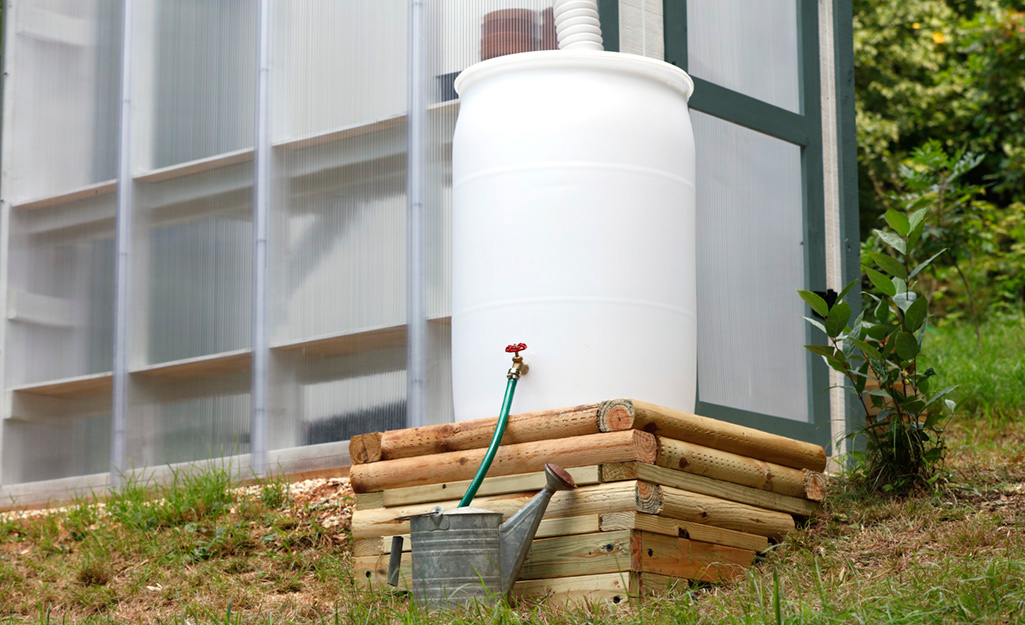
[602,0,859,450]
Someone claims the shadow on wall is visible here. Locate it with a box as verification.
[304,401,406,446]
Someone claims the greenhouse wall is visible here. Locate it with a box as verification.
[0,0,857,502]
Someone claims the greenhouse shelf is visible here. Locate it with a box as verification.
[9,371,113,399]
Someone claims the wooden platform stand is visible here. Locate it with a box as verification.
[349,399,827,605]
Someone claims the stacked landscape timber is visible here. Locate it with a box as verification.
[349,399,827,604]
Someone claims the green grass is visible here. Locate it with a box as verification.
[922,314,1025,423]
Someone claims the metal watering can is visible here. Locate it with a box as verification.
[387,463,577,606]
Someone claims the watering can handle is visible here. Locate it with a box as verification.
[386,536,404,587]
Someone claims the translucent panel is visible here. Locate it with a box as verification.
[134,164,253,365]
[420,1,556,427]
[272,164,406,343]
[5,197,116,387]
[267,2,410,451]
[138,0,257,169]
[692,112,808,422]
[123,2,256,471]
[127,377,250,468]
[687,0,800,112]
[3,1,121,203]
[2,413,111,484]
[433,0,558,89]
[272,1,407,142]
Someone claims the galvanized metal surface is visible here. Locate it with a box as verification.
[395,464,578,607]
[410,507,504,606]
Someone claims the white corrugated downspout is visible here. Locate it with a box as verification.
[553,0,604,50]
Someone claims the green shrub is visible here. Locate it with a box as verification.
[801,203,955,494]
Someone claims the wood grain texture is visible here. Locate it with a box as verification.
[600,511,769,553]
[355,466,601,510]
[356,531,754,591]
[657,437,824,501]
[352,403,604,464]
[348,430,657,493]
[357,559,642,602]
[657,484,795,539]
[354,531,634,587]
[350,480,652,539]
[519,530,634,579]
[606,399,827,472]
[513,572,635,604]
[600,462,821,517]
[352,515,602,557]
[349,432,383,465]
[631,531,754,582]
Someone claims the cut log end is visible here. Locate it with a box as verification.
[635,481,663,515]
[598,399,635,432]
[349,432,383,465]
[804,471,827,502]
[632,430,659,465]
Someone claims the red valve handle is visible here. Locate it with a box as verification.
[505,343,527,354]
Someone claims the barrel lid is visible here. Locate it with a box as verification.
[455,50,694,102]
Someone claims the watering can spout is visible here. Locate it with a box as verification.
[498,463,577,595]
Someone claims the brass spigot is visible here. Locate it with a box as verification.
[505,343,529,380]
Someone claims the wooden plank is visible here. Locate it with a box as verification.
[356,557,639,601]
[354,465,601,510]
[131,350,251,381]
[13,180,117,211]
[599,399,827,472]
[356,531,754,592]
[353,402,605,464]
[353,515,602,557]
[134,147,254,183]
[6,290,78,327]
[657,484,795,539]
[519,530,633,580]
[601,462,821,517]
[350,432,383,465]
[10,372,113,399]
[271,324,407,359]
[600,511,769,553]
[632,531,754,583]
[348,430,657,493]
[354,492,385,510]
[636,573,688,595]
[513,572,636,605]
[656,436,825,501]
[351,480,654,539]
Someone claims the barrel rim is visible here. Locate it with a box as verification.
[454,50,694,101]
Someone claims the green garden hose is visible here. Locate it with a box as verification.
[458,343,528,507]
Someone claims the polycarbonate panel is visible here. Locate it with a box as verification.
[433,0,558,88]
[0,1,119,485]
[141,0,257,169]
[5,198,115,387]
[421,1,556,426]
[2,413,111,484]
[687,0,801,112]
[134,163,253,365]
[266,2,409,451]
[3,0,120,204]
[123,2,255,471]
[272,2,407,143]
[692,111,808,422]
[128,385,251,467]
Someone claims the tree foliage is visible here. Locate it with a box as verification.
[854,0,1025,318]
[854,0,1025,222]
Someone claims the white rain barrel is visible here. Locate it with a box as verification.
[451,49,696,420]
